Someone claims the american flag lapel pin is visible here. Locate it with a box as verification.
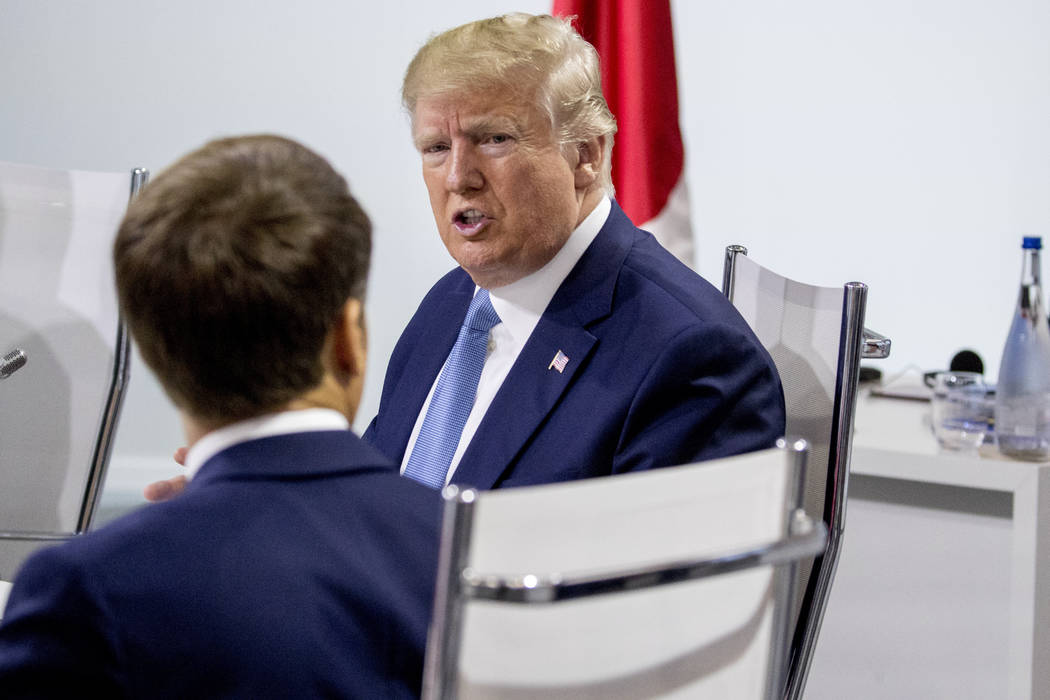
[548,350,569,373]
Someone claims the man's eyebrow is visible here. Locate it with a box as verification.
[413,129,445,149]
[461,116,520,137]
[413,116,523,149]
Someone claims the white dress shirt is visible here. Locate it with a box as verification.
[401,196,612,483]
[184,408,350,480]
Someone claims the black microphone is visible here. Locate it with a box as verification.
[0,349,27,380]
[949,349,984,375]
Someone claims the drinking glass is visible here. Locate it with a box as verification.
[931,371,993,451]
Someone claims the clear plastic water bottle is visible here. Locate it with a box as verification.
[996,236,1050,461]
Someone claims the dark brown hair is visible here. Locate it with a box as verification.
[114,134,371,422]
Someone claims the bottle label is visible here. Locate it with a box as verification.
[996,392,1050,460]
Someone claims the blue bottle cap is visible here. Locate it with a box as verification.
[1023,236,1042,249]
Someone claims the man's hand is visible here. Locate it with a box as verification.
[142,447,189,502]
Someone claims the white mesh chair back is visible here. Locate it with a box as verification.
[725,252,843,540]
[722,245,888,700]
[0,161,146,579]
[424,444,825,700]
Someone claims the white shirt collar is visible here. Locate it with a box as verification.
[184,408,350,480]
[487,195,611,345]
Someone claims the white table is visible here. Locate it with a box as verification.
[805,390,1050,699]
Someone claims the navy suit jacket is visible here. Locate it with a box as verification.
[364,201,785,489]
[0,431,441,699]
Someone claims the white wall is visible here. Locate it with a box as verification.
[1,0,1046,481]
[678,0,1050,383]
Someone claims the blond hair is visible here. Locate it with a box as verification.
[402,13,617,193]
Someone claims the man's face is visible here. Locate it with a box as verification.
[413,87,585,288]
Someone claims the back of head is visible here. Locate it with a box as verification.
[114,135,371,423]
[402,12,618,192]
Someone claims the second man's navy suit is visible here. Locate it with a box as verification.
[365,201,785,489]
[0,430,441,699]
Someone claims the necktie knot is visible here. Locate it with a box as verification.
[464,289,500,333]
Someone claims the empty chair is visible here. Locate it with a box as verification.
[423,441,826,699]
[721,244,890,700]
[0,161,147,584]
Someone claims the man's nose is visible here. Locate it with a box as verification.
[446,145,483,193]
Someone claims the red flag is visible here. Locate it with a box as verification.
[552,0,694,266]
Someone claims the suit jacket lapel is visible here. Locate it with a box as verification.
[450,202,637,489]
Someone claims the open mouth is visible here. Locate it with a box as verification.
[454,208,489,235]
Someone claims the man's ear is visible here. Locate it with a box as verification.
[573,134,606,189]
[332,298,366,383]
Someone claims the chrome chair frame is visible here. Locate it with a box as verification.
[77,167,148,531]
[722,244,890,700]
[0,167,148,549]
[424,440,827,700]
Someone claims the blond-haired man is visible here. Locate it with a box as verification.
[365,14,785,489]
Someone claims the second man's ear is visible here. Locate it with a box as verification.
[333,298,367,382]
[573,135,606,189]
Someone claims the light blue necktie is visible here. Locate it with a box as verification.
[403,289,501,489]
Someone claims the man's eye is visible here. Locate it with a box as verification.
[423,143,449,154]
[489,134,511,145]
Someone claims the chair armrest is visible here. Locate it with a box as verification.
[862,328,891,359]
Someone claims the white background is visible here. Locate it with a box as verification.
[1,0,1047,474]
